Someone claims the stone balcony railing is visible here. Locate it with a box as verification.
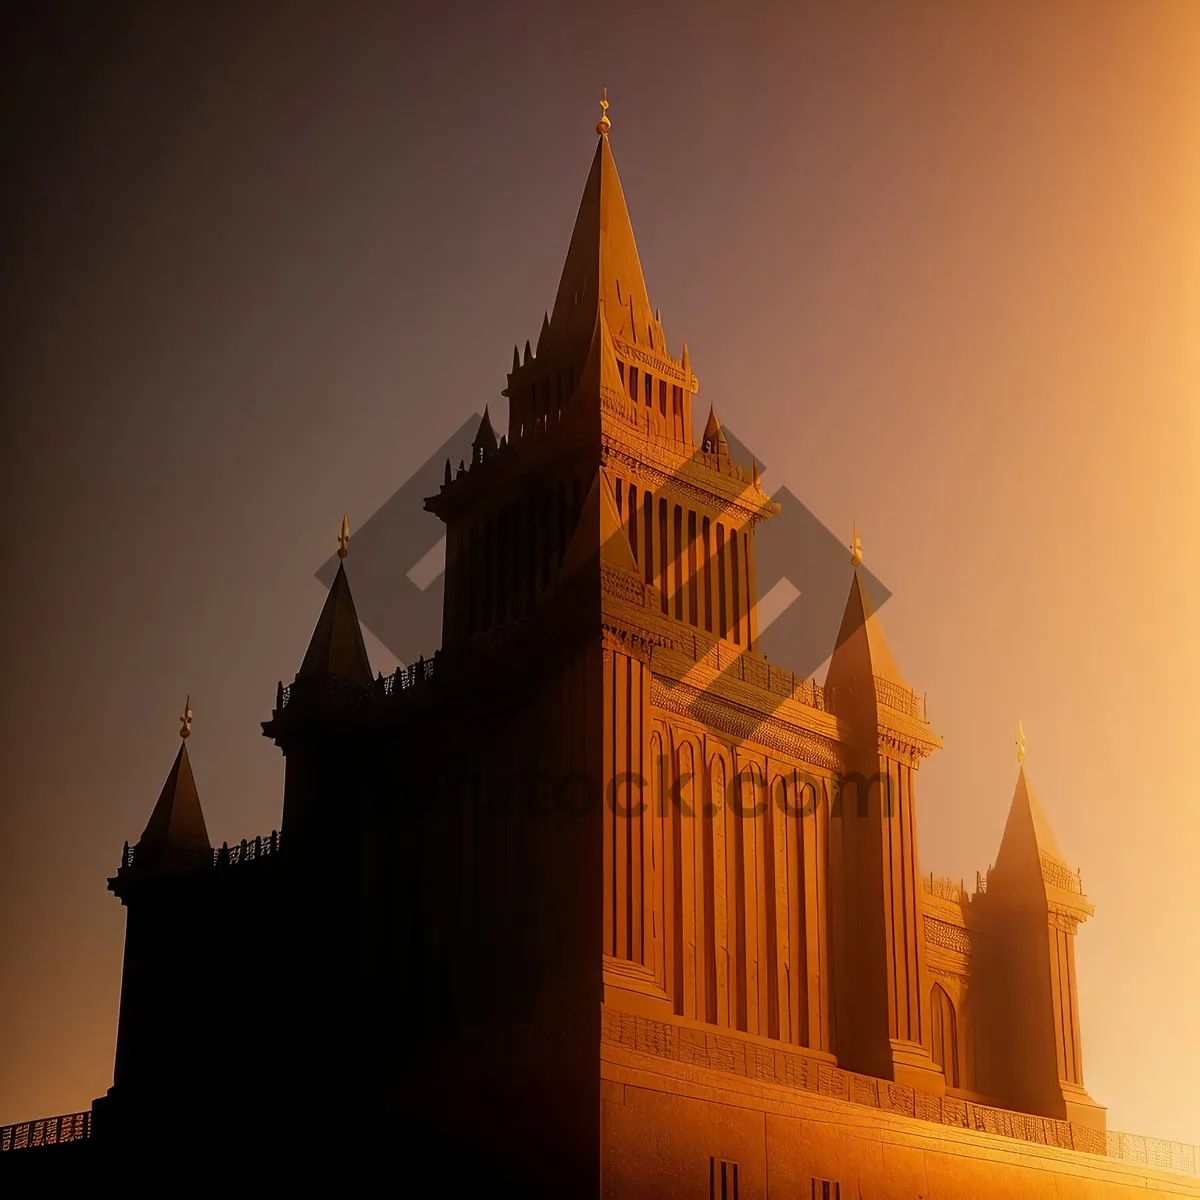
[1040,850,1084,895]
[923,873,969,903]
[3,1090,1194,1177]
[119,830,282,873]
[1106,1130,1200,1178]
[0,1110,90,1152]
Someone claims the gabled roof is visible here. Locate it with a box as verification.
[136,741,211,866]
[545,133,661,353]
[297,561,373,685]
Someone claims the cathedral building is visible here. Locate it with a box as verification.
[6,97,1199,1196]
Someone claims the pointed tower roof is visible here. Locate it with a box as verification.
[135,699,212,870]
[297,519,373,685]
[702,405,728,454]
[995,765,1066,875]
[546,102,656,352]
[828,564,907,691]
[472,406,498,459]
[824,528,934,733]
[988,727,1090,912]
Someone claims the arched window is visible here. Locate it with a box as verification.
[930,983,959,1089]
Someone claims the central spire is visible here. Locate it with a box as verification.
[545,93,656,353]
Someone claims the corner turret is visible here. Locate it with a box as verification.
[981,728,1103,1131]
[119,698,212,878]
[294,516,373,688]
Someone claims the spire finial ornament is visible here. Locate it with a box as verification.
[337,514,350,559]
[850,525,863,567]
[180,695,192,740]
[596,86,611,136]
[1017,720,1026,764]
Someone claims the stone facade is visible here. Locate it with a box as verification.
[10,107,1194,1196]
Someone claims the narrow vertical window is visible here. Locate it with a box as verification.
[711,1158,739,1200]
[660,377,668,417]
[629,366,639,403]
[658,497,669,613]
[687,511,699,625]
[615,477,623,517]
[672,505,684,620]
[730,530,741,645]
[629,485,639,564]
[716,523,728,639]
[644,494,654,586]
[744,532,752,645]
[702,516,712,632]
[644,372,653,407]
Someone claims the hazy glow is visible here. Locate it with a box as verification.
[1,1,1197,1143]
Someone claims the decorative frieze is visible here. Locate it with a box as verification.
[651,677,842,772]
[925,916,973,956]
[600,1008,1105,1157]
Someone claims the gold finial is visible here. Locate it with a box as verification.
[1017,720,1026,764]
[596,86,611,136]
[337,514,350,559]
[180,695,192,740]
[850,525,863,566]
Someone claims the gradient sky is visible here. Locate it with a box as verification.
[2,1,1198,1142]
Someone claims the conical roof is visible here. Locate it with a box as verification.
[995,765,1067,876]
[989,763,1091,913]
[472,406,498,458]
[828,566,908,691]
[702,405,728,453]
[136,741,211,867]
[546,133,658,352]
[297,560,373,685]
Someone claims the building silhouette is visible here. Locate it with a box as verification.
[5,98,1199,1196]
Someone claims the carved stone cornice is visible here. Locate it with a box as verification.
[878,727,939,766]
[650,676,843,772]
[611,333,697,392]
[928,963,969,983]
[601,423,777,526]
[603,623,668,665]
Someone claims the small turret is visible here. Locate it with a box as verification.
[128,698,212,875]
[982,727,1103,1131]
[701,405,728,457]
[471,406,498,463]
[295,517,373,688]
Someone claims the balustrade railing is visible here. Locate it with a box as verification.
[119,830,282,872]
[0,1110,90,1152]
[923,873,967,903]
[674,632,828,712]
[1107,1130,1200,1177]
[1040,850,1084,895]
[214,831,281,867]
[277,654,437,712]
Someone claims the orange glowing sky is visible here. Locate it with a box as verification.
[1,1,1198,1142]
